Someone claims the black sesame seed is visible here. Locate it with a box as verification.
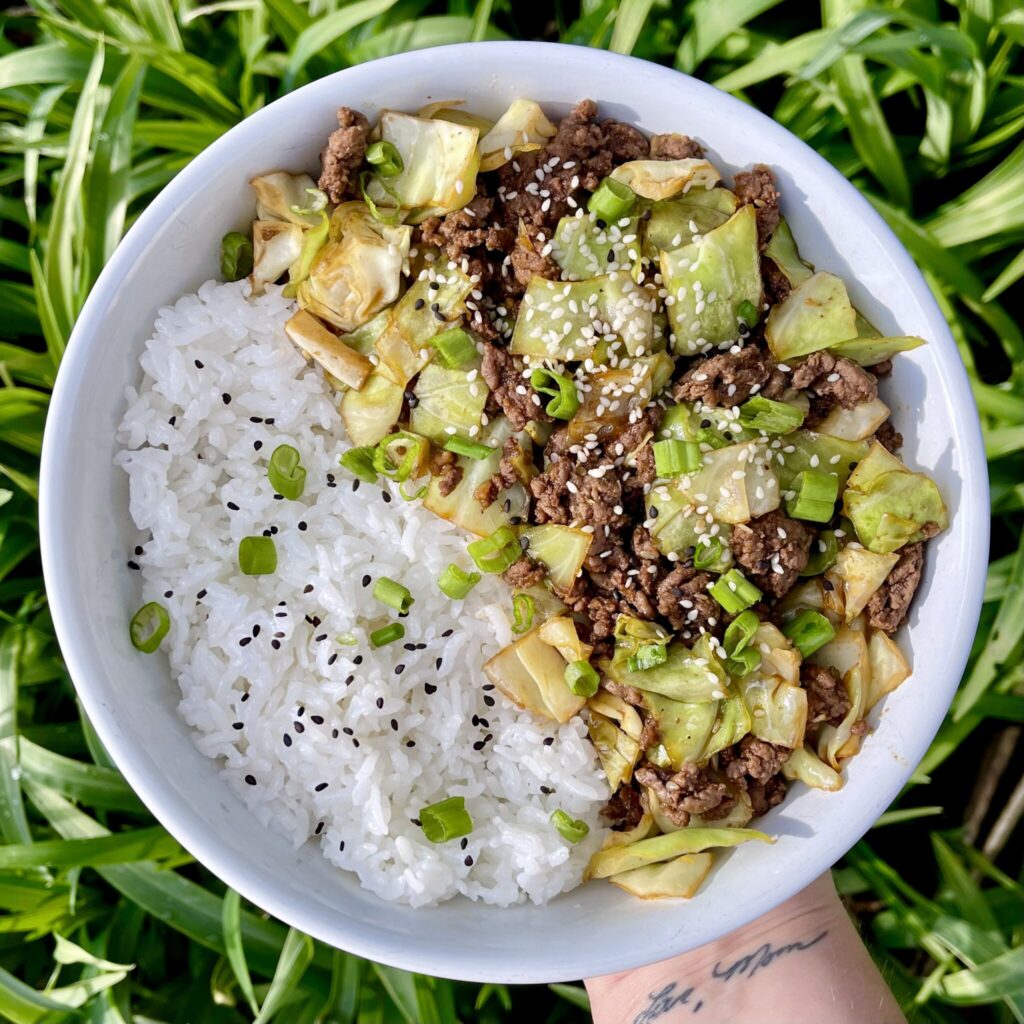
[343,727,354,736]
[479,718,489,728]
[345,674,354,685]
[700,419,711,429]
[435,657,443,670]
[442,628,454,637]
[482,683,494,691]
[429,281,439,290]
[232,722,243,730]
[425,683,437,695]
[271,639,281,650]
[327,473,335,483]
[244,774,256,786]
[222,393,231,404]
[414,298,425,310]
[254,440,263,451]
[262,529,271,537]
[127,560,140,571]
[315,821,324,834]
[164,590,173,598]
[274,493,284,500]
[134,544,144,556]
[519,536,530,551]
[297,706,304,717]
[483,695,495,707]
[406,740,415,747]
[332,728,339,738]
[596,218,607,229]
[460,838,468,850]
[352,738,360,747]
[540,785,552,794]
[484,733,492,742]
[350,478,357,491]
[241,692,249,702]
[197,589,207,599]
[239,637,252,647]
[381,490,392,503]
[606,249,615,262]
[315,782,328,792]
[227,501,240,511]
[433,309,446,322]
[473,740,485,751]
[416,642,427,650]
[543,736,554,746]
[362,574,371,587]
[328,652,338,666]
[252,624,261,637]
[404,642,417,652]
[311,714,324,725]
[390,719,398,731]
[250,416,263,423]
[472,714,480,726]
[283,734,292,747]
[304,584,315,594]
[464,855,473,866]
[265,418,275,425]
[411,818,422,826]
[395,664,405,675]
[823,578,835,592]
[294,722,305,733]
[195,359,204,369]
[169,415,176,426]
[376,697,384,709]
[316,633,328,642]
[339,840,345,851]
[509,515,522,525]
[502,498,511,513]
[649,506,659,519]
[270,526,278,535]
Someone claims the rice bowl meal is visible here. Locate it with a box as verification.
[116,97,948,908]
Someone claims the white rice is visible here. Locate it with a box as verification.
[115,279,609,907]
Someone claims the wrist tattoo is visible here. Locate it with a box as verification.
[632,982,704,1023]
[711,930,829,982]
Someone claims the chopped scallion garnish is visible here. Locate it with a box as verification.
[652,438,701,477]
[786,470,839,523]
[530,368,580,420]
[511,592,535,634]
[438,564,481,599]
[359,170,401,225]
[419,796,473,843]
[373,577,414,614]
[340,446,378,483]
[467,527,521,574]
[737,298,759,326]
[365,140,404,178]
[782,609,836,658]
[432,327,477,368]
[336,633,359,646]
[129,602,170,653]
[693,536,725,571]
[374,431,429,484]
[267,444,306,500]
[738,396,805,434]
[550,809,589,844]
[220,231,253,281]
[627,642,667,673]
[709,569,761,614]
[723,609,760,657]
[444,436,494,460]
[726,646,761,678]
[587,176,637,221]
[370,622,405,648]
[238,536,277,576]
[565,659,599,697]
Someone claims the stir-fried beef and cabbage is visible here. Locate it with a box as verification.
[225,98,947,899]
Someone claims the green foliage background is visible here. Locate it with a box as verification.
[0,0,1021,1020]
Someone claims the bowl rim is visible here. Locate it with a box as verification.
[40,39,990,983]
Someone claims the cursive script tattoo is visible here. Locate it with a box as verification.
[632,982,704,1023]
[711,930,829,982]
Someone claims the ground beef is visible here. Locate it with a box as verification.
[733,164,780,249]
[802,664,850,727]
[564,585,619,642]
[615,406,663,457]
[318,107,370,204]
[876,420,903,453]
[529,457,572,524]
[502,556,545,590]
[866,542,924,633]
[872,359,894,377]
[719,736,790,816]
[603,679,645,706]
[655,564,719,639]
[631,441,657,489]
[730,510,815,600]
[632,525,660,561]
[429,448,462,498]
[497,99,648,234]
[568,465,629,529]
[672,344,777,408]
[417,194,513,282]
[762,257,792,305]
[601,784,645,831]
[478,436,529,510]
[635,763,734,827]
[481,342,547,430]
[650,133,704,160]
[790,351,878,410]
[509,227,561,291]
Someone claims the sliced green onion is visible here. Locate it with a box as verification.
[727,646,761,678]
[419,796,473,843]
[627,642,668,673]
[336,633,359,646]
[657,404,692,441]
[587,176,637,221]
[782,609,836,658]
[238,536,277,576]
[438,564,481,599]
[267,444,306,500]
[467,527,521,574]
[373,577,414,614]
[399,480,428,502]
[737,299,759,326]
[723,609,760,657]
[530,368,580,420]
[565,659,599,697]
[432,327,478,369]
[340,446,378,483]
[709,569,761,614]
[370,622,405,648]
[220,231,253,281]
[359,170,401,225]
[374,431,428,483]
[444,436,495,460]
[550,809,590,844]
[786,470,840,523]
[738,396,805,434]
[652,438,701,477]
[289,187,328,217]
[365,140,404,177]
[511,592,535,634]
[693,536,725,571]
[801,530,840,576]
[129,602,170,653]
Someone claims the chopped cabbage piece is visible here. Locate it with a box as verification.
[585,691,644,791]
[865,628,911,709]
[568,353,673,444]
[809,625,869,768]
[477,99,556,171]
[762,216,813,287]
[816,397,891,442]
[537,615,592,665]
[782,746,843,791]
[521,524,592,590]
[826,545,899,622]
[409,362,488,444]
[770,430,869,494]
[606,638,728,703]
[752,622,800,687]
[284,309,373,390]
[552,211,642,280]
[339,368,404,447]
[602,809,657,847]
[702,693,753,760]
[643,188,739,260]
[609,852,714,899]
[250,172,324,227]
[609,158,721,200]
[586,827,771,879]
[341,308,390,357]
[642,694,719,767]
[660,204,761,355]
[736,673,807,748]
[250,220,303,295]
[830,335,925,367]
[417,99,493,133]
[765,271,859,361]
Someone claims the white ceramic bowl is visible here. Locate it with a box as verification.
[40,41,989,983]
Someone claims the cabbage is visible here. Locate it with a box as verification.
[609,158,721,200]
[511,272,656,360]
[865,628,911,710]
[608,852,715,899]
[483,625,586,724]
[250,172,324,228]
[365,111,479,221]
[586,827,771,879]
[737,673,807,749]
[643,694,719,767]
[477,99,556,171]
[660,204,762,355]
[602,808,657,847]
[764,272,859,362]
[843,442,947,553]
[658,400,755,450]
[341,308,391,357]
[703,693,753,760]
[762,216,814,287]
[283,309,373,391]
[816,397,891,442]
[752,622,800,686]
[771,430,869,494]
[645,482,734,569]
[585,691,644,791]
[521,524,592,590]
[417,100,493,133]
[567,353,674,444]
[537,615,592,664]
[643,188,739,260]
[809,625,869,768]
[409,362,488,444]
[250,220,303,294]
[830,335,925,367]
[513,585,567,627]
[422,419,529,536]
[826,545,899,622]
[339,368,404,447]
[608,637,728,703]
[297,203,411,332]
[551,211,642,281]
[782,746,843,791]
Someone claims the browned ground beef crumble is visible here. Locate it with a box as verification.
[319,99,932,833]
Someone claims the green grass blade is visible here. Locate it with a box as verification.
[370,965,418,1024]
[548,983,591,1011]
[0,963,76,1024]
[319,950,360,1024]
[676,0,786,73]
[252,929,314,1024]
[608,0,655,55]
[874,806,943,827]
[982,247,1024,301]
[0,828,181,870]
[0,625,30,846]
[0,44,92,91]
[941,946,1024,1004]
[222,889,260,1017]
